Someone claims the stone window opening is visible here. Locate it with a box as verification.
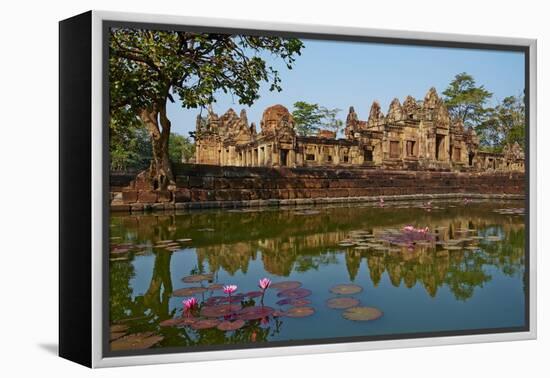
[468,152,474,166]
[390,141,400,159]
[327,155,333,163]
[343,155,349,163]
[306,154,315,161]
[453,147,461,162]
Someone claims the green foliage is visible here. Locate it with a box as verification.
[168,133,196,163]
[292,101,323,136]
[109,29,303,179]
[109,28,304,122]
[109,113,152,171]
[292,101,343,136]
[443,72,493,127]
[318,107,344,136]
[477,95,525,150]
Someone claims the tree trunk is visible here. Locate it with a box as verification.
[139,103,175,191]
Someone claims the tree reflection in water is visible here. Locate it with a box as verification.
[109,200,525,350]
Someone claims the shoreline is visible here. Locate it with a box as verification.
[110,192,525,213]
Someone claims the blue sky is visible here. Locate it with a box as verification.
[167,39,525,137]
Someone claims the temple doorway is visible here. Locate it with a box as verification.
[280,149,289,166]
[435,135,445,160]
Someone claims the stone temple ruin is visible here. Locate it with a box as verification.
[194,88,524,172]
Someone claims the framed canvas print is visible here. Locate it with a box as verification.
[59,10,537,368]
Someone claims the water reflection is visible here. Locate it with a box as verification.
[109,200,525,352]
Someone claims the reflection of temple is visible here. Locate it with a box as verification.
[111,203,525,302]
[192,215,524,300]
[195,88,524,172]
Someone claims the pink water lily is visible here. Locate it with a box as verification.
[258,278,271,291]
[402,225,415,232]
[183,297,198,314]
[223,285,238,295]
[258,278,271,306]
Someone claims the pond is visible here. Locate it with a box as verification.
[108,199,526,353]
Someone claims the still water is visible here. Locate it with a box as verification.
[108,200,526,352]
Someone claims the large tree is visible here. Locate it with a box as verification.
[477,95,525,151]
[442,72,493,128]
[110,29,303,190]
[292,101,343,136]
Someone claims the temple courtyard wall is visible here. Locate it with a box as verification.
[110,164,525,212]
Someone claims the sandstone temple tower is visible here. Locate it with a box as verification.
[194,88,524,172]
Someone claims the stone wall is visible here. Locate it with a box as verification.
[111,164,525,211]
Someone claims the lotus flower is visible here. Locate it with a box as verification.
[258,278,271,291]
[223,285,237,295]
[183,297,198,315]
[402,225,415,232]
[258,278,271,306]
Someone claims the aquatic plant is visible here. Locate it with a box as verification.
[330,284,363,295]
[376,225,435,250]
[342,306,383,321]
[270,281,302,291]
[182,297,198,316]
[259,278,271,291]
[223,284,238,304]
[258,277,271,305]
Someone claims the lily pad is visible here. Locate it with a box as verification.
[110,324,129,333]
[276,298,292,305]
[172,287,208,297]
[205,296,226,306]
[330,284,363,295]
[272,310,286,317]
[201,304,241,318]
[277,288,312,299]
[246,291,264,298]
[270,281,302,291]
[326,297,360,309]
[110,248,130,255]
[178,317,198,326]
[217,319,246,331]
[191,319,220,330]
[294,209,320,216]
[159,317,184,327]
[342,306,383,321]
[110,332,164,351]
[290,298,311,306]
[177,238,192,242]
[236,306,275,320]
[285,306,315,318]
[110,332,126,341]
[208,283,225,291]
[182,273,214,283]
